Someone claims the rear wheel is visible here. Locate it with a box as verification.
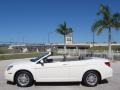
[15,71,34,87]
[82,71,100,87]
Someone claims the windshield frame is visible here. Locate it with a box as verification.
[30,52,51,63]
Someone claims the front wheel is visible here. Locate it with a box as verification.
[15,71,34,87]
[82,71,100,87]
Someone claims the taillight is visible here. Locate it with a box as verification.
[105,62,111,67]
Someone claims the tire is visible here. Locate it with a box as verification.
[15,71,34,87]
[82,71,100,87]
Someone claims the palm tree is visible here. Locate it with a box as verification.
[92,4,120,59]
[56,22,73,59]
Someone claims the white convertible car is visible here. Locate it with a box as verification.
[5,52,112,87]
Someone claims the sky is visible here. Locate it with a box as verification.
[0,0,120,44]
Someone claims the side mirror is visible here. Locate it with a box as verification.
[40,60,44,66]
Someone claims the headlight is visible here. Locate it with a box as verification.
[7,65,13,71]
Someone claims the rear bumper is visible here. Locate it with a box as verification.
[101,68,113,80]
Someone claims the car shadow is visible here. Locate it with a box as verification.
[7,79,108,86]
[35,79,108,86]
[99,79,108,84]
[7,81,16,85]
[35,82,81,86]
[81,79,109,86]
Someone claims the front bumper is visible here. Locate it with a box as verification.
[5,70,14,82]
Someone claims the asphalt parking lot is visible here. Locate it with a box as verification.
[0,59,120,90]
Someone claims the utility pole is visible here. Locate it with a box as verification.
[93,31,95,47]
[92,31,95,56]
[48,32,51,44]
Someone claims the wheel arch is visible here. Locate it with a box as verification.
[82,69,101,82]
[14,69,34,83]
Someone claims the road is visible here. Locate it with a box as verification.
[0,59,120,90]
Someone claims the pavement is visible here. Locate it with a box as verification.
[0,59,120,90]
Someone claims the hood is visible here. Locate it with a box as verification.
[8,59,35,67]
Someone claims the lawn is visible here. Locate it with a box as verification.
[0,53,41,60]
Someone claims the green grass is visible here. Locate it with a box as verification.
[0,52,62,61]
[0,46,13,54]
[89,45,120,51]
[0,53,41,60]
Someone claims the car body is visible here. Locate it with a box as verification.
[5,52,112,87]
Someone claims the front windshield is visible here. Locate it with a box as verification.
[30,52,49,62]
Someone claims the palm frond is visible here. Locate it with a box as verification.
[56,22,73,36]
[111,13,120,29]
[113,13,120,22]
[68,28,73,33]
[63,21,67,28]
[56,28,65,35]
[92,20,106,32]
[96,26,106,35]
[112,22,120,29]
[98,4,111,21]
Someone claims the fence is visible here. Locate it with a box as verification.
[57,49,120,60]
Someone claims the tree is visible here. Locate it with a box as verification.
[92,4,120,59]
[56,22,73,59]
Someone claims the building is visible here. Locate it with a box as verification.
[65,33,73,44]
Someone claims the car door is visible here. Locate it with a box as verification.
[69,60,88,81]
[34,61,70,82]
